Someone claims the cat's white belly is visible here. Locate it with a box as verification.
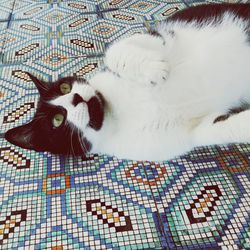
[89,120,192,161]
[88,72,193,160]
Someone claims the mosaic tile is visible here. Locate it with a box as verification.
[0,182,45,249]
[0,0,249,249]
[0,82,37,133]
[0,0,15,21]
[186,0,239,6]
[89,18,147,47]
[58,1,97,13]
[68,185,162,249]
[102,0,185,21]
[12,2,54,20]
[150,145,250,249]
[2,15,105,63]
[0,136,164,249]
[102,8,146,24]
[12,0,98,20]
[149,2,187,21]
[99,0,139,9]
[120,0,168,20]
[99,0,185,10]
[0,22,8,56]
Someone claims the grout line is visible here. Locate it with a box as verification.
[96,4,104,18]
[1,0,16,63]
[141,163,171,249]
[99,7,120,13]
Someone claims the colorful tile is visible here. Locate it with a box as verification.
[2,15,105,63]
[152,145,250,249]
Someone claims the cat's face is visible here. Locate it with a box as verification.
[5,73,105,156]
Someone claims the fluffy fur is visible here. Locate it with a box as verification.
[5,3,250,161]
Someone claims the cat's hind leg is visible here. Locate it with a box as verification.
[104,33,171,86]
[192,109,250,147]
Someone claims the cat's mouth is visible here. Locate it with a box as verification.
[85,92,105,131]
[70,85,105,131]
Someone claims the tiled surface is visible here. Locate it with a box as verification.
[0,0,249,249]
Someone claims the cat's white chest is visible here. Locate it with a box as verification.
[87,72,190,160]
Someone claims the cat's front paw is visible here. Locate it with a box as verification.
[142,60,170,86]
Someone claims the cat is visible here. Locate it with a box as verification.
[5,3,250,161]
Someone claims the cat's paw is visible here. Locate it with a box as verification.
[142,60,170,86]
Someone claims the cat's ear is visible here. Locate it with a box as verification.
[26,72,48,96]
[5,121,41,151]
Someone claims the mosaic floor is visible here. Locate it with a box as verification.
[0,0,250,249]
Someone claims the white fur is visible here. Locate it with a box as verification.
[51,13,250,161]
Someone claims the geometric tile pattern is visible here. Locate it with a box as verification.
[0,210,27,245]
[3,102,35,123]
[86,198,133,232]
[0,147,30,169]
[0,0,249,249]
[185,185,223,224]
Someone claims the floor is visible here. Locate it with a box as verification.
[0,0,250,249]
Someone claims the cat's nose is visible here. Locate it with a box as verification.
[72,93,84,107]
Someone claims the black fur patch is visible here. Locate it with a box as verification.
[87,92,105,131]
[213,104,250,124]
[148,29,162,37]
[169,3,250,23]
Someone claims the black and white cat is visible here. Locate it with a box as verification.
[5,3,250,161]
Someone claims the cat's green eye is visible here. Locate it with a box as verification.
[52,114,64,128]
[60,83,71,95]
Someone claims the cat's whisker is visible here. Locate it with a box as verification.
[37,84,48,91]
[64,122,75,156]
[64,122,76,157]
[76,128,85,153]
[70,129,76,157]
[66,123,79,157]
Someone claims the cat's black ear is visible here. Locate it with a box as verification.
[26,72,48,96]
[5,121,40,151]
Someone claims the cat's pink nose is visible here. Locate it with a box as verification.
[72,93,84,107]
